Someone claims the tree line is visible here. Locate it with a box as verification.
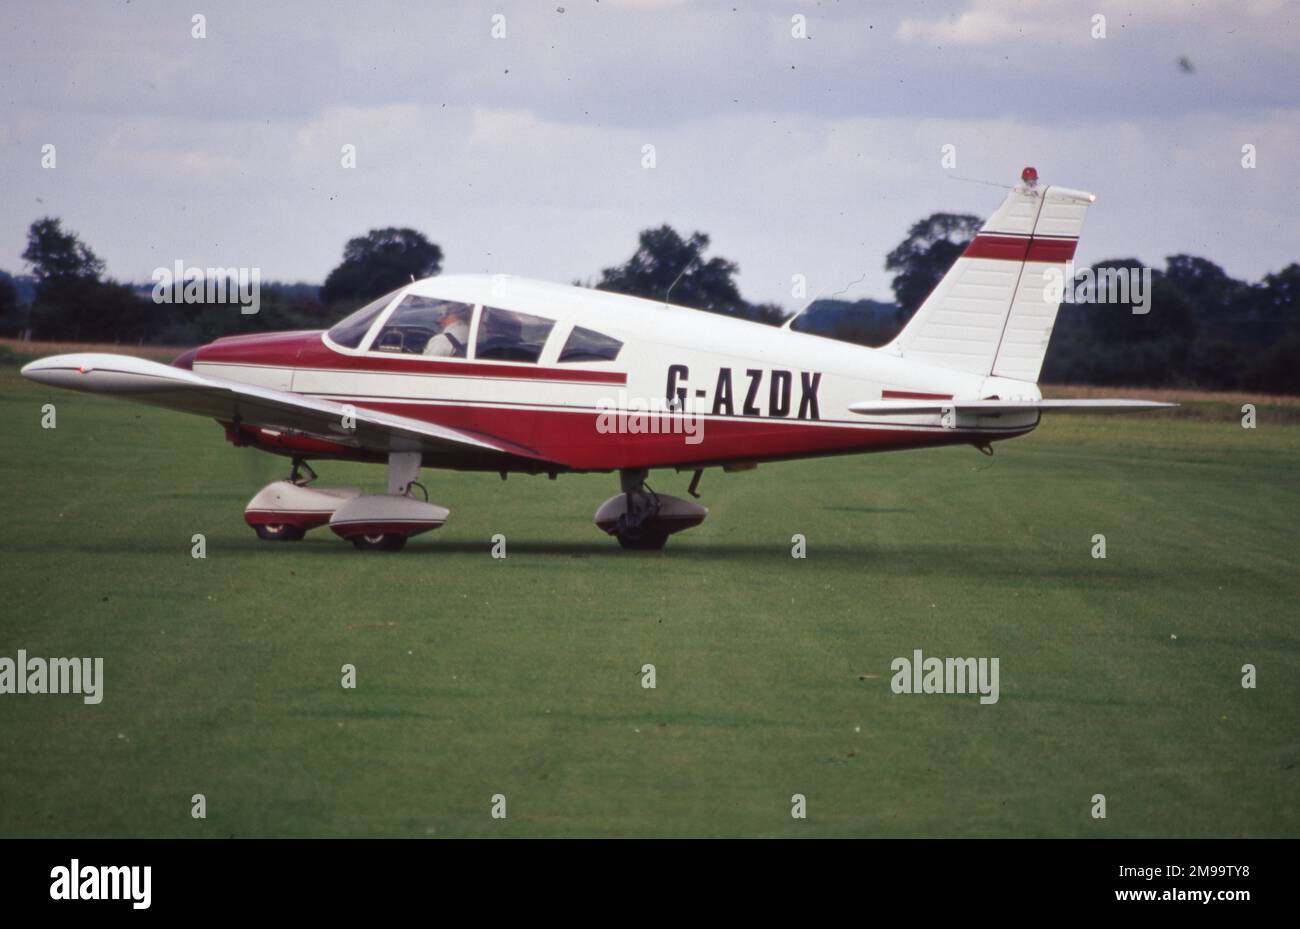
[1,214,1296,393]
[795,213,1300,394]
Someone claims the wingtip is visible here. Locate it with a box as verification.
[19,355,63,384]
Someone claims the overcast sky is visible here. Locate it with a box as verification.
[1,0,1296,311]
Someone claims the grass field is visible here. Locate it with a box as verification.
[1,363,1297,837]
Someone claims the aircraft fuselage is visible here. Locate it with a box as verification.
[188,274,1043,473]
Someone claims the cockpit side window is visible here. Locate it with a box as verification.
[475,306,554,363]
[326,289,402,349]
[372,296,474,357]
[558,326,623,363]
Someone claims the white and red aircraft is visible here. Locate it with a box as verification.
[21,168,1173,551]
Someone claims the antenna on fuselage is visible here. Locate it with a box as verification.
[664,256,699,308]
[785,267,870,329]
[947,174,1014,191]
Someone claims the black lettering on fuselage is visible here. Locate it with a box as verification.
[712,368,734,416]
[663,365,819,419]
[769,370,792,417]
[743,369,762,416]
[666,364,689,408]
[798,371,821,420]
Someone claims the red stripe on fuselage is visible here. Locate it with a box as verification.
[196,331,627,385]
[882,390,953,400]
[219,394,1031,471]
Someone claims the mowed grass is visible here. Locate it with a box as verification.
[0,366,1296,837]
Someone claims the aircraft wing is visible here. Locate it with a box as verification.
[21,353,552,465]
[849,398,1178,415]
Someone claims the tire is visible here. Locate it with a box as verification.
[615,525,669,551]
[351,533,408,552]
[253,523,306,542]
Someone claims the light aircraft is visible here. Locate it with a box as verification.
[21,168,1174,551]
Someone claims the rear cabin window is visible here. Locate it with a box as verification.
[475,306,554,363]
[372,296,474,357]
[326,289,402,349]
[558,326,623,363]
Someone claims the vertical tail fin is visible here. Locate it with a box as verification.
[886,167,1094,383]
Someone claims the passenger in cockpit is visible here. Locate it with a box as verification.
[424,304,470,358]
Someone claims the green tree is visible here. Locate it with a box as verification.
[596,225,767,321]
[21,218,122,340]
[740,302,789,326]
[0,271,17,330]
[22,218,105,291]
[1084,259,1196,344]
[321,228,443,307]
[1227,262,1300,393]
[1250,263,1300,335]
[1245,334,1300,394]
[791,298,901,347]
[1164,254,1241,309]
[884,213,982,321]
[1163,254,1248,343]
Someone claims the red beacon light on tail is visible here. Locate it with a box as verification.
[1020,166,1039,187]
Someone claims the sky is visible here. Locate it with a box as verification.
[1,0,1297,312]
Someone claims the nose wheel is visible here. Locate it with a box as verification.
[350,532,408,552]
[614,521,669,550]
[616,470,666,550]
[614,477,667,550]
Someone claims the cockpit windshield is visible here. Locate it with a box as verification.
[326,288,403,349]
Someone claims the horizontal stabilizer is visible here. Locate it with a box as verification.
[849,398,1178,416]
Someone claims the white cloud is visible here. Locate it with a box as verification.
[0,0,1296,310]
[898,6,1060,46]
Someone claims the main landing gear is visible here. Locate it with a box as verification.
[250,458,320,540]
[593,469,709,550]
[245,459,708,553]
[253,522,305,542]
[243,453,448,552]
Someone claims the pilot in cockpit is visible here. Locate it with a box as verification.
[423,304,470,358]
